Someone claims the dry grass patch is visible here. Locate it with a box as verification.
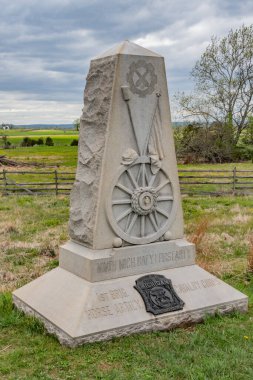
[197,257,247,277]
[0,195,69,292]
[247,236,253,273]
[189,217,210,246]
[187,202,252,278]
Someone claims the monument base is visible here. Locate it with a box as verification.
[13,264,247,347]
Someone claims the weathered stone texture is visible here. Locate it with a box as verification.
[13,295,247,348]
[69,56,117,247]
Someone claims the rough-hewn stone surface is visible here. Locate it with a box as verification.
[69,56,117,247]
[13,295,247,347]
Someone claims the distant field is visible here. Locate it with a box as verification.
[7,136,78,146]
[0,128,252,172]
[1,129,78,136]
[0,129,78,169]
[0,146,78,168]
[1,129,78,147]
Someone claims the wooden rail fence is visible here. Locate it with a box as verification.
[0,168,253,196]
[179,167,253,196]
[0,170,75,195]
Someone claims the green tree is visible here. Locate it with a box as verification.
[179,25,253,144]
[174,122,237,163]
[70,139,78,146]
[73,118,80,131]
[45,137,54,146]
[2,135,11,149]
[176,123,234,163]
[242,115,253,144]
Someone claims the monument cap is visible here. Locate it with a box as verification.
[94,40,162,59]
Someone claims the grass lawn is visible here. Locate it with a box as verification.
[1,195,253,379]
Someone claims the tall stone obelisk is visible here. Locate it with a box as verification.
[68,40,184,249]
[13,41,247,347]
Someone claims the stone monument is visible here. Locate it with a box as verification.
[13,41,248,347]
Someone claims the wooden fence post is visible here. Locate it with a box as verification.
[232,167,237,194]
[55,170,58,195]
[2,169,7,195]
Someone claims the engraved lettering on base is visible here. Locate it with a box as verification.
[134,274,184,315]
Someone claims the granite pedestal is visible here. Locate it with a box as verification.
[13,240,247,347]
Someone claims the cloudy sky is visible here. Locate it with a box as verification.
[1,0,253,124]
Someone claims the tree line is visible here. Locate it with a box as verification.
[175,24,253,163]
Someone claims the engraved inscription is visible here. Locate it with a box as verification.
[97,260,117,274]
[96,247,192,274]
[159,251,187,263]
[86,287,144,320]
[87,306,113,319]
[174,278,221,294]
[96,292,110,302]
[96,288,129,302]
[85,277,221,320]
[114,299,144,314]
[110,288,128,299]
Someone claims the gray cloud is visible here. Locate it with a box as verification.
[1,0,253,123]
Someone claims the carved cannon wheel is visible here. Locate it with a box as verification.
[107,157,176,245]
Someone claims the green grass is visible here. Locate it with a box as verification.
[0,128,253,378]
[1,129,78,147]
[1,296,253,379]
[7,136,78,146]
[1,129,78,136]
[1,195,253,379]
[1,145,78,168]
[178,162,253,195]
[0,129,78,169]
[178,162,253,170]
